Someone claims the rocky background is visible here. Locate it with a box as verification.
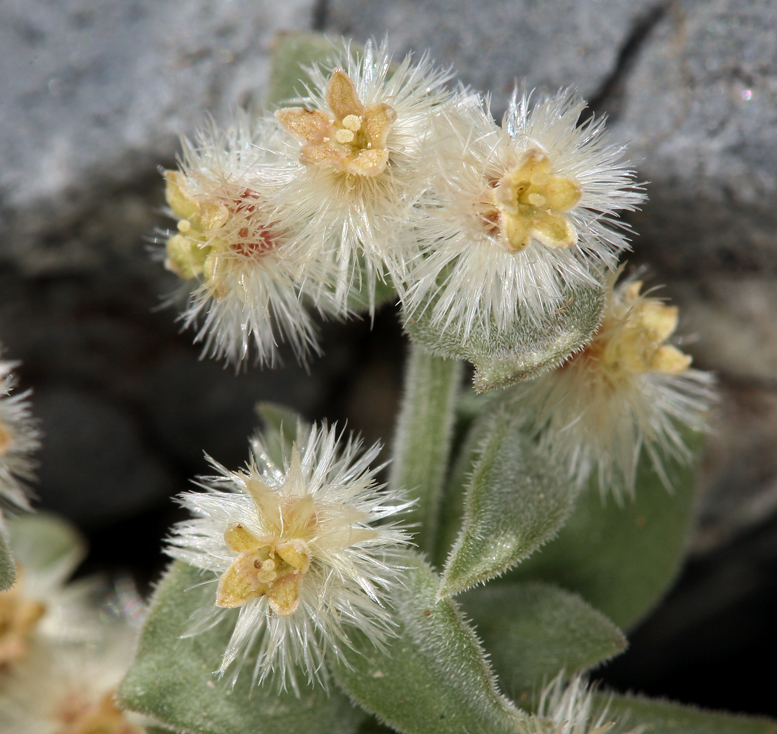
[2,0,776,718]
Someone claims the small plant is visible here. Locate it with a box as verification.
[0,33,773,734]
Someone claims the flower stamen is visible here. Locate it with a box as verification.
[163,173,279,298]
[488,148,582,253]
[275,69,397,178]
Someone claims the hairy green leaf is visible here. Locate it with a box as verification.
[461,582,626,699]
[604,693,777,734]
[9,512,86,582]
[402,279,604,393]
[506,433,704,630]
[0,527,15,590]
[331,552,530,734]
[119,561,364,734]
[439,409,576,598]
[390,345,462,553]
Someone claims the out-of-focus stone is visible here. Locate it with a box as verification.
[0,0,315,273]
[34,385,174,526]
[696,379,777,553]
[669,276,777,384]
[324,0,664,116]
[610,0,777,273]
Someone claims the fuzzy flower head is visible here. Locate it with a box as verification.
[0,355,40,515]
[166,421,412,693]
[273,39,453,307]
[0,624,147,734]
[162,112,340,368]
[507,270,716,499]
[403,89,644,339]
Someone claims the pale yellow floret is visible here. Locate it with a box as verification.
[163,171,277,298]
[490,148,582,253]
[0,568,47,668]
[0,420,13,456]
[275,69,397,178]
[55,687,144,734]
[596,281,693,379]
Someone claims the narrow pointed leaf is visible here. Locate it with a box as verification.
[603,693,777,734]
[460,581,626,700]
[0,526,15,590]
[119,561,364,734]
[331,551,530,734]
[439,408,577,598]
[506,433,704,630]
[389,344,462,553]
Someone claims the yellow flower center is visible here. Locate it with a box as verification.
[0,420,13,456]
[0,569,46,668]
[484,148,582,253]
[216,520,312,616]
[275,69,397,178]
[578,281,692,381]
[163,173,278,298]
[55,689,144,734]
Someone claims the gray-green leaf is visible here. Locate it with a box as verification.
[0,525,15,590]
[119,561,364,734]
[9,512,86,583]
[505,433,704,630]
[331,551,530,734]
[604,693,777,734]
[439,408,577,598]
[402,279,604,393]
[460,581,626,700]
[265,33,344,109]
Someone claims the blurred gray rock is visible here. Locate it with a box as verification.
[610,0,777,274]
[324,0,665,116]
[0,0,315,273]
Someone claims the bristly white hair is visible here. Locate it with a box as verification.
[525,674,641,734]
[401,87,644,341]
[161,111,341,369]
[506,272,717,500]
[166,421,413,694]
[0,353,40,515]
[271,38,455,312]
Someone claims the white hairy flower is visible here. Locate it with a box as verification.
[166,421,413,693]
[161,111,339,368]
[0,623,148,734]
[0,354,40,516]
[402,89,644,339]
[273,39,453,310]
[507,271,716,499]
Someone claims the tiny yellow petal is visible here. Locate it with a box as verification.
[326,70,364,121]
[216,552,269,608]
[347,148,390,177]
[529,211,578,248]
[267,572,304,616]
[224,523,262,553]
[275,107,333,144]
[651,344,692,374]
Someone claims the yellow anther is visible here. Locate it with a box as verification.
[335,128,356,144]
[342,114,363,131]
[527,193,547,207]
